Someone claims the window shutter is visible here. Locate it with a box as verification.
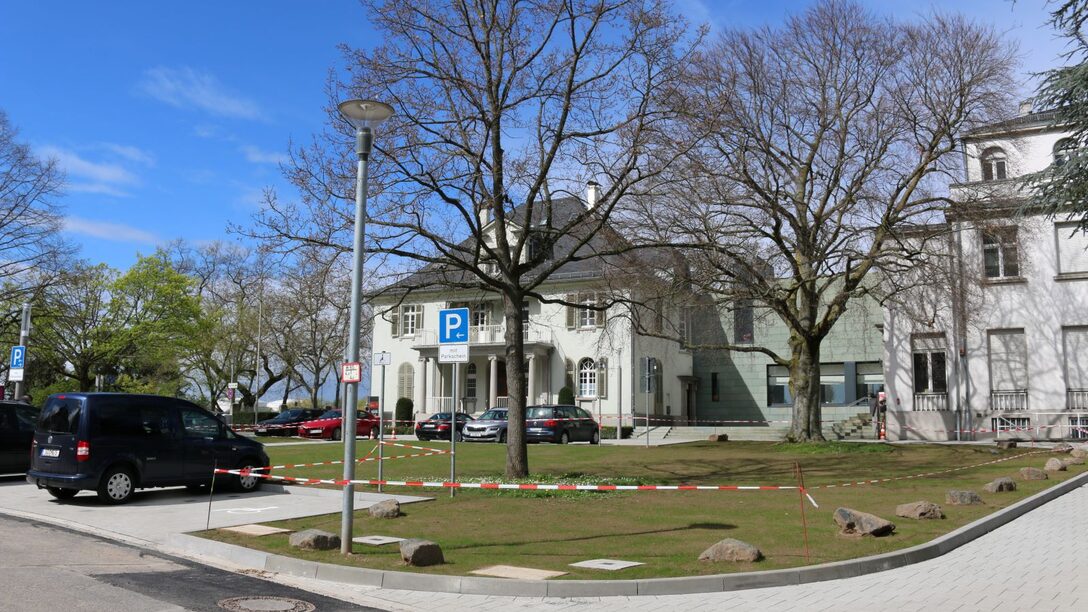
[596,293,606,328]
[989,330,1027,390]
[390,309,400,337]
[566,294,577,329]
[597,358,608,399]
[1057,224,1088,274]
[1064,327,1088,389]
[417,305,424,333]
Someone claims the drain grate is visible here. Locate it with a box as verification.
[217,596,316,612]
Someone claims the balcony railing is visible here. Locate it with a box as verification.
[991,390,1028,411]
[413,323,554,347]
[1067,389,1088,410]
[913,393,948,411]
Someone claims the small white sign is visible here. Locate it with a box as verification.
[7,368,23,382]
[342,361,363,383]
[438,344,469,363]
[228,382,238,390]
[374,351,392,366]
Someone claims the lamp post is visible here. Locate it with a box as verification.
[337,98,394,555]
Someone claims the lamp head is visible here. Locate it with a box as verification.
[337,99,394,130]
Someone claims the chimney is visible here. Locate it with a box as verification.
[478,205,490,227]
[586,181,601,209]
[1019,98,1034,116]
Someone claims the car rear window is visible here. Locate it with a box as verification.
[527,407,554,419]
[38,396,84,434]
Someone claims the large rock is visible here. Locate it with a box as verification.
[983,477,1017,493]
[1053,443,1073,453]
[895,501,944,520]
[698,538,762,562]
[1044,458,1067,472]
[1070,448,1088,459]
[945,490,983,505]
[399,539,444,566]
[833,507,895,537]
[368,499,401,519]
[996,440,1018,449]
[1019,467,1048,481]
[707,433,729,442]
[1063,456,1085,466]
[289,529,340,551]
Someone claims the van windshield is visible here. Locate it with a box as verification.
[38,396,83,434]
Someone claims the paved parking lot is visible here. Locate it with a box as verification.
[0,477,427,547]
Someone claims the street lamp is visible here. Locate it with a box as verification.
[337,99,394,555]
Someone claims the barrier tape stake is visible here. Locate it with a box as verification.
[795,461,811,561]
[205,459,218,531]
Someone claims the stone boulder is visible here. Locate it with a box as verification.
[289,529,340,551]
[895,501,944,520]
[833,507,896,537]
[368,499,401,519]
[1053,443,1073,453]
[698,538,763,562]
[1070,448,1088,459]
[1044,458,1067,472]
[996,440,1017,450]
[707,433,729,442]
[945,490,983,505]
[983,477,1016,493]
[1019,467,1048,481]
[1063,456,1085,466]
[399,539,444,566]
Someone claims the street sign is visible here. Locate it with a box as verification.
[342,361,362,383]
[438,307,470,343]
[10,345,25,369]
[227,381,238,390]
[374,351,392,366]
[439,344,469,363]
[7,369,23,382]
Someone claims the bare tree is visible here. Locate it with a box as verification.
[635,1,1016,440]
[245,0,698,476]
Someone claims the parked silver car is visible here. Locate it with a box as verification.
[462,408,507,442]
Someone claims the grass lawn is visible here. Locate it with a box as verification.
[199,440,1085,580]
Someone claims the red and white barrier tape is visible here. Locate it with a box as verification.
[262,449,450,471]
[902,424,1065,436]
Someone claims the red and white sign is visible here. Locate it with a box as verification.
[342,361,362,383]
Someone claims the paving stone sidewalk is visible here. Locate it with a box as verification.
[290,483,1088,612]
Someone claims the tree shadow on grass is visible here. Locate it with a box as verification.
[446,522,735,551]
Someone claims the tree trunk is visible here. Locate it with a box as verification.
[502,292,529,478]
[786,334,825,442]
[282,370,291,405]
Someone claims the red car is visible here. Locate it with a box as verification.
[298,409,379,441]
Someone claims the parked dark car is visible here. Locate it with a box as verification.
[415,412,474,442]
[526,405,600,444]
[26,393,269,504]
[462,408,507,443]
[254,408,322,436]
[0,400,37,474]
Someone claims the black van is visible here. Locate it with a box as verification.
[26,393,269,504]
[0,400,37,474]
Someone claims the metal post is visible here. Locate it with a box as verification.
[450,363,458,498]
[12,303,30,400]
[340,126,372,554]
[254,297,262,419]
[378,363,386,493]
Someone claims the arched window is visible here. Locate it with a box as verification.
[980,147,1007,181]
[397,362,414,400]
[1054,138,1076,167]
[578,358,597,398]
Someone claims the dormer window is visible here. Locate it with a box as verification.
[980,147,1007,181]
[1054,138,1076,167]
[527,231,553,261]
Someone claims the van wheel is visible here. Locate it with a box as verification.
[331,427,342,441]
[97,466,136,504]
[559,431,570,445]
[591,430,600,445]
[46,486,78,500]
[235,460,263,493]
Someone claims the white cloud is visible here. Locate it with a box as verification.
[39,145,137,185]
[67,183,131,198]
[98,142,156,166]
[240,144,288,165]
[63,216,159,244]
[137,66,264,120]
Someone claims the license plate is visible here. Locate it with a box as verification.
[41,448,60,458]
[423,424,435,429]
[257,428,267,433]
[465,431,480,436]
[310,429,323,434]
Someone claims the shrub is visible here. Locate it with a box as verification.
[558,386,575,405]
[395,397,414,425]
[600,426,634,439]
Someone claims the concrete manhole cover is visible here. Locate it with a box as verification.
[217,596,316,612]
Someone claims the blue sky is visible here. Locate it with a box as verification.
[0,0,1069,271]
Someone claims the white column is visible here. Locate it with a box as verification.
[527,354,536,405]
[489,354,499,408]
[416,357,427,414]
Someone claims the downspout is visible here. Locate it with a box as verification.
[956,137,971,441]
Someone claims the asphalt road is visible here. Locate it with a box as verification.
[0,515,382,612]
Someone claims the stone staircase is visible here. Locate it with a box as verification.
[631,426,672,443]
[829,412,875,440]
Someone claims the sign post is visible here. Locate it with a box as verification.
[640,357,657,449]
[374,351,392,492]
[438,307,469,498]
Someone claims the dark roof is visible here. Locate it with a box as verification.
[964,109,1065,139]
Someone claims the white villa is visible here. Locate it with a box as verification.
[884,107,1088,441]
[369,189,694,427]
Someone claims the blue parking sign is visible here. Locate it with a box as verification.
[438,308,470,343]
[10,346,25,369]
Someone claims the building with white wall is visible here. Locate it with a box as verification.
[884,108,1088,441]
